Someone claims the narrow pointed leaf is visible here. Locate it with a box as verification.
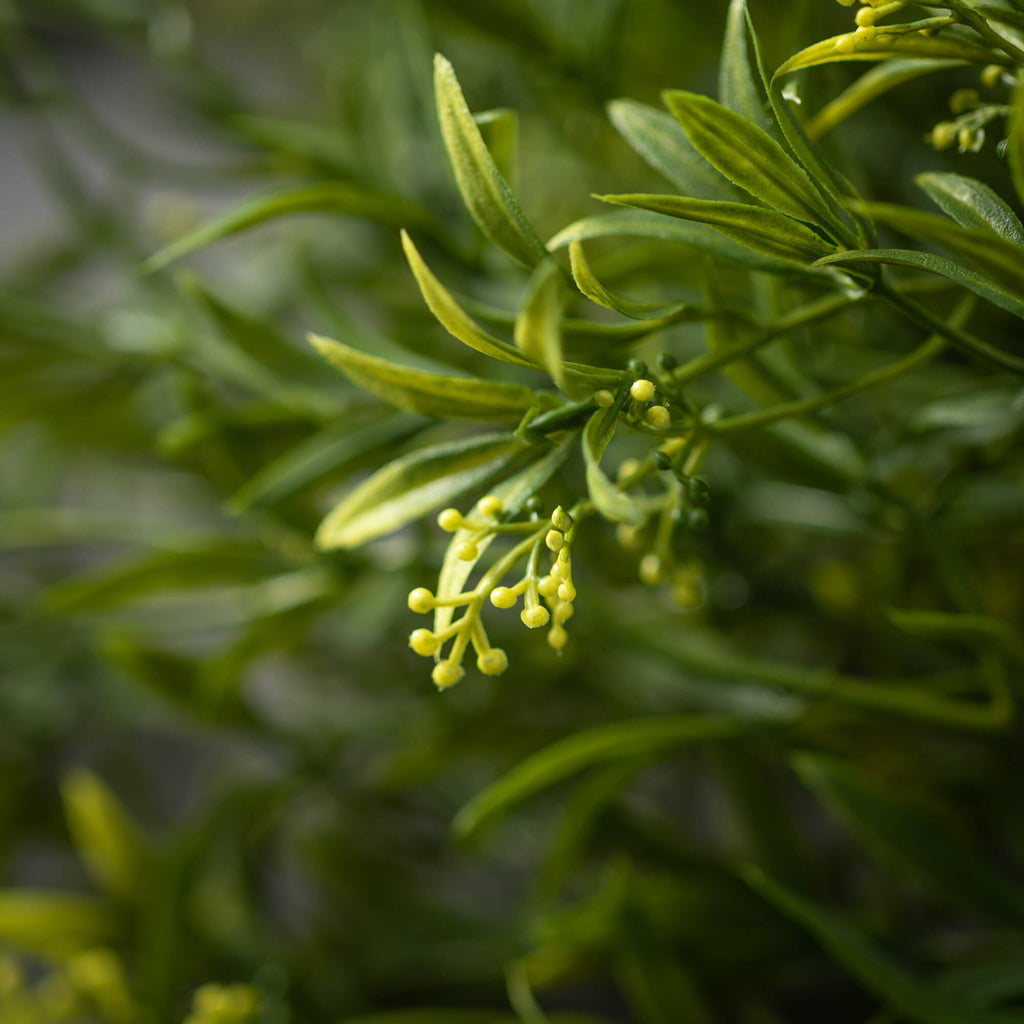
[144,183,441,273]
[0,892,116,957]
[582,405,645,525]
[515,258,567,391]
[454,715,752,839]
[402,231,537,368]
[606,99,737,200]
[310,334,536,420]
[434,53,547,267]
[662,91,834,230]
[316,433,526,549]
[569,239,686,320]
[916,172,1024,246]
[719,0,768,129]
[474,108,519,191]
[61,771,149,901]
[1007,77,1024,208]
[814,249,1024,320]
[597,194,834,265]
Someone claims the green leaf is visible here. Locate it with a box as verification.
[606,99,736,200]
[401,231,537,368]
[433,437,572,638]
[454,715,752,839]
[143,183,441,273]
[0,892,116,957]
[474,108,519,191]
[596,194,834,265]
[794,754,1024,927]
[310,333,537,420]
[1011,78,1024,208]
[61,771,149,902]
[773,32,1005,78]
[434,53,547,268]
[917,172,1024,247]
[814,248,1024,320]
[315,433,526,549]
[854,200,1024,296]
[807,60,963,140]
[719,0,768,130]
[515,258,567,391]
[743,867,1023,1024]
[568,239,687,320]
[548,210,808,274]
[227,415,422,513]
[662,91,834,231]
[582,405,645,525]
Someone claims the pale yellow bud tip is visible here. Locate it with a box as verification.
[548,625,568,650]
[437,508,463,531]
[408,587,435,613]
[639,553,666,586]
[521,605,551,629]
[490,586,518,609]
[630,378,656,403]
[545,529,565,552]
[477,648,509,676]
[409,628,438,656]
[551,506,573,532]
[455,541,479,561]
[834,34,857,53]
[432,660,464,688]
[478,495,504,518]
[557,580,577,603]
[645,405,670,429]
[593,389,615,408]
[538,575,558,597]
[855,6,875,25]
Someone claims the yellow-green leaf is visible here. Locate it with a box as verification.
[514,258,567,391]
[582,405,645,525]
[0,892,115,957]
[434,53,547,267]
[1008,77,1024,209]
[315,433,525,549]
[310,334,536,420]
[917,171,1024,246]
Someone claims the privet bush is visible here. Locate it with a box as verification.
[2,0,1024,1021]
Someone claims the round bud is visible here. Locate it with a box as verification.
[834,34,857,53]
[557,580,576,603]
[950,88,980,114]
[490,586,518,609]
[409,629,438,656]
[627,358,648,377]
[521,605,551,629]
[855,5,875,25]
[688,475,711,504]
[479,495,504,519]
[593,389,615,408]
[630,378,656,403]
[549,558,568,581]
[455,541,479,561]
[477,647,509,676]
[652,450,672,471]
[408,587,434,613]
[437,508,463,532]
[538,575,559,597]
[854,24,876,41]
[982,64,1003,89]
[930,121,957,150]
[551,506,573,533]
[657,352,677,373]
[547,625,568,650]
[836,0,855,6]
[958,125,985,153]
[554,600,574,624]
[639,554,666,586]
[645,405,671,429]
[545,529,565,552]
[432,660,464,689]
[617,458,641,483]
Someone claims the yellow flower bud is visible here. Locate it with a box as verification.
[854,24,876,41]
[834,34,857,53]
[547,625,568,650]
[855,6,876,25]
[538,575,559,597]
[437,508,463,531]
[554,600,574,623]
[617,458,641,483]
[408,587,434,613]
[981,64,1004,89]
[521,605,551,629]
[455,541,479,561]
[477,648,509,676]
[929,121,957,150]
[545,529,565,552]
[551,506,573,532]
[490,586,518,608]
[630,378,656,403]
[639,553,666,585]
[557,580,576,603]
[432,660,464,688]
[593,389,615,408]
[409,628,438,656]
[478,494,504,518]
[645,405,670,429]
[958,125,985,153]
[949,88,980,114]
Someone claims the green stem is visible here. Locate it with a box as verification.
[943,0,1024,63]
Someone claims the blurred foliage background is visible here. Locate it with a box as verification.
[2,0,1024,1022]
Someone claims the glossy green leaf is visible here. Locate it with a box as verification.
[596,194,834,265]
[917,172,1024,246]
[434,53,547,267]
[774,32,1004,79]
[582,405,645,525]
[568,239,686,320]
[855,200,1024,295]
[719,0,768,130]
[0,892,115,956]
[433,437,572,638]
[316,433,525,549]
[401,231,537,368]
[310,333,536,420]
[549,210,807,274]
[227,415,422,513]
[514,258,567,391]
[1007,77,1024,209]
[61,771,149,901]
[807,60,963,140]
[143,183,440,273]
[662,91,834,230]
[744,867,1022,1024]
[454,715,752,838]
[606,99,736,200]
[814,248,1024,320]
[794,754,1024,927]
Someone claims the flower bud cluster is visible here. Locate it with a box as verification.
[626,372,671,431]
[407,496,582,687]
